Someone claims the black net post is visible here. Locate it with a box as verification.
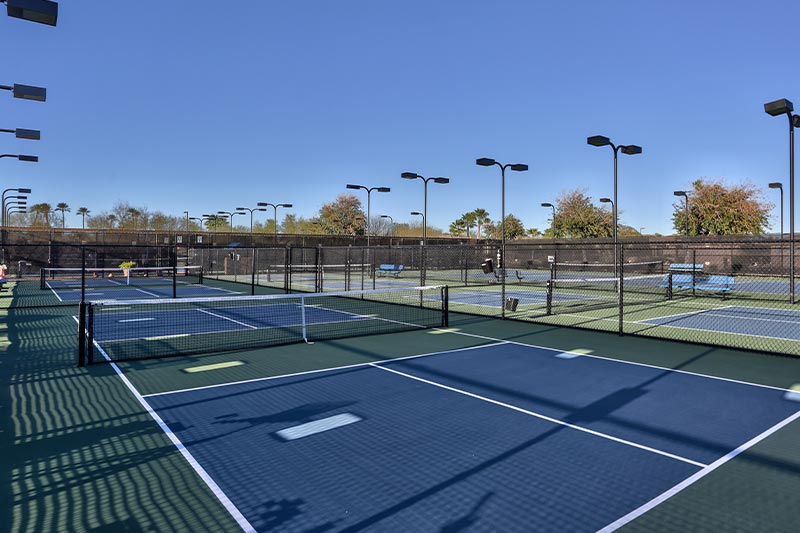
[284,246,290,293]
[442,285,449,327]
[546,279,553,315]
[39,268,45,290]
[77,301,86,367]
[172,245,178,298]
[81,245,86,303]
[316,245,323,293]
[618,244,624,336]
[87,304,95,364]
[692,249,697,297]
[251,248,257,296]
[667,272,673,300]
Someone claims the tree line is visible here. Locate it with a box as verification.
[8,178,775,237]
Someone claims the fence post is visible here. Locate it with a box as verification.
[80,245,86,303]
[618,244,624,336]
[251,247,257,296]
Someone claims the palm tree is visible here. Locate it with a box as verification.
[463,212,477,239]
[29,203,53,227]
[76,207,90,229]
[471,208,490,239]
[55,202,71,228]
[107,214,118,229]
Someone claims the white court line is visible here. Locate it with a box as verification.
[142,342,508,398]
[370,363,707,468]
[134,287,162,298]
[197,308,258,330]
[597,407,800,532]
[636,305,736,323]
[47,284,63,302]
[119,317,155,323]
[90,339,256,533]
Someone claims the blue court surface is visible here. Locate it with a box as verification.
[140,342,799,532]
[641,305,800,341]
[49,282,239,302]
[447,288,591,308]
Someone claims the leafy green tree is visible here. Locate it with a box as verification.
[526,227,541,238]
[482,215,525,239]
[672,179,772,235]
[449,217,467,237]
[317,194,365,235]
[55,202,70,228]
[552,190,613,238]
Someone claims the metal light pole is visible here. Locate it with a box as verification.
[401,173,449,246]
[216,211,239,232]
[476,158,529,318]
[2,188,30,227]
[236,206,268,233]
[673,191,690,236]
[346,184,390,247]
[588,136,642,275]
[380,214,394,236]
[541,202,556,237]
[769,182,785,275]
[764,99,800,303]
[257,202,292,239]
[410,212,424,238]
[1,153,38,162]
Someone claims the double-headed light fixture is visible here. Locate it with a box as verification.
[346,184,390,246]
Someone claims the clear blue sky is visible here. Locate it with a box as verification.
[4,0,799,234]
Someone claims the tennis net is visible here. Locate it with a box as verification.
[552,260,663,280]
[546,273,671,315]
[42,265,203,290]
[82,285,448,364]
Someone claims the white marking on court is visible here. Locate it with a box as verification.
[197,308,258,329]
[370,363,707,469]
[275,413,362,441]
[596,407,800,532]
[119,317,155,323]
[134,288,162,298]
[90,340,257,533]
[555,352,581,359]
[433,328,797,393]
[142,342,508,398]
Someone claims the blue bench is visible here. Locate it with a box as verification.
[375,264,404,277]
[668,273,735,294]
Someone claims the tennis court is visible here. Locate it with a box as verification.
[107,340,799,532]
[640,305,800,341]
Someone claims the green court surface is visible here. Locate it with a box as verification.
[2,293,800,531]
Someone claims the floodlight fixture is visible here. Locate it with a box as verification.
[621,145,643,155]
[0,128,40,140]
[673,190,688,197]
[587,135,611,147]
[433,177,450,184]
[4,0,58,26]
[541,202,553,208]
[769,182,783,189]
[599,197,613,204]
[1,154,37,161]
[475,158,496,166]
[764,98,793,116]
[0,83,46,101]
[400,171,450,246]
[343,184,391,246]
[509,164,529,172]
[401,172,421,179]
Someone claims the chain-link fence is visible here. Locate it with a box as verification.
[4,238,798,356]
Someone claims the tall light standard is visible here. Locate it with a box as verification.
[673,191,690,236]
[769,182,784,240]
[476,158,528,318]
[410,212,424,238]
[183,211,190,230]
[400,172,449,245]
[345,184,390,246]
[6,200,26,222]
[380,214,394,236]
[764,98,800,303]
[541,202,556,237]
[218,210,245,232]
[587,136,642,248]
[236,206,268,233]
[257,202,292,238]
[2,188,30,227]
[3,0,59,26]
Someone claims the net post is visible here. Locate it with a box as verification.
[345,246,351,291]
[81,245,86,303]
[315,244,322,293]
[442,285,449,327]
[300,295,308,342]
[692,249,697,297]
[87,303,95,364]
[284,245,290,294]
[77,301,86,367]
[618,244,624,336]
[546,279,553,315]
[172,246,178,298]
[667,272,673,300]
[251,247,256,296]
[39,267,45,290]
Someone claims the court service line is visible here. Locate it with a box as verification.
[48,285,64,302]
[142,342,508,398]
[370,363,707,468]
[134,287,162,298]
[597,407,800,532]
[92,342,256,533]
